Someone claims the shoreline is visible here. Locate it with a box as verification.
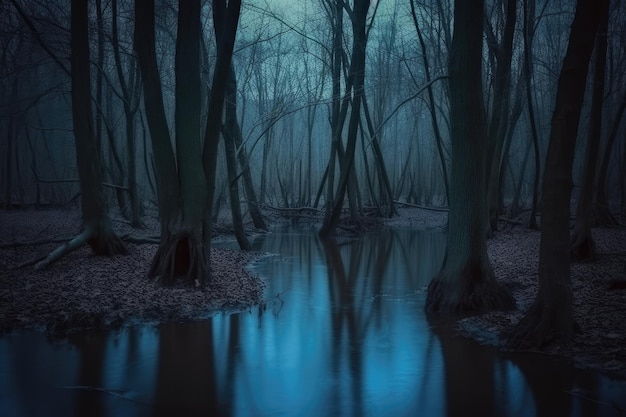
[1,207,625,379]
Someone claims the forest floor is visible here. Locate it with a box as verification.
[1,205,625,379]
[0,206,266,337]
[387,205,626,380]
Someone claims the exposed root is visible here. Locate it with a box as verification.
[23,224,127,270]
[570,232,597,261]
[506,301,576,348]
[148,230,208,287]
[425,265,516,315]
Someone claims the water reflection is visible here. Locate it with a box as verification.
[1,229,625,417]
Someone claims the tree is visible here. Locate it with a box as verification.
[523,0,542,230]
[134,0,241,286]
[571,2,610,260]
[33,0,128,269]
[484,0,517,232]
[425,0,514,314]
[319,0,373,237]
[223,65,251,250]
[508,0,607,347]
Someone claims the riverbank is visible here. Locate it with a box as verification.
[1,206,625,379]
[463,225,626,379]
[0,207,265,337]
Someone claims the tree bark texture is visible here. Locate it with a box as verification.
[425,0,514,314]
[508,0,606,348]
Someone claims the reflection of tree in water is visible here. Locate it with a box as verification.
[321,232,393,416]
[429,317,498,417]
[506,352,606,417]
[68,332,107,417]
[153,322,223,417]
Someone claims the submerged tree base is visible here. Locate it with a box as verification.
[506,301,578,348]
[425,263,516,315]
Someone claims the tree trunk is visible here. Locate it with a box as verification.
[135,0,201,286]
[224,65,251,250]
[524,0,541,230]
[485,0,517,232]
[508,0,606,348]
[70,0,126,256]
[409,0,450,205]
[112,0,142,227]
[425,0,514,314]
[201,0,242,258]
[571,4,609,260]
[226,66,267,231]
[319,0,370,237]
[594,89,626,227]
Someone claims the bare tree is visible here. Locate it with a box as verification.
[425,0,514,314]
[34,0,128,269]
[571,3,610,260]
[134,0,241,286]
[508,0,607,347]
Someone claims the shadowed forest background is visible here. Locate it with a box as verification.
[2,1,626,415]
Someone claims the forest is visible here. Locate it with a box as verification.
[1,0,626,415]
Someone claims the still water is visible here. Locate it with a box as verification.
[1,228,625,417]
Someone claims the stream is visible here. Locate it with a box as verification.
[1,228,625,416]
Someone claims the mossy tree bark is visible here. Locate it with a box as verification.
[425,0,514,314]
[508,0,606,348]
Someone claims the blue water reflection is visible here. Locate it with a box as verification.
[1,229,625,417]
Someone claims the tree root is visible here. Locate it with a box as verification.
[505,301,576,348]
[425,269,515,315]
[570,232,596,261]
[148,230,208,287]
[14,225,128,270]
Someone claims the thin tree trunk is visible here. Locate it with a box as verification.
[202,0,242,259]
[594,89,626,226]
[69,0,126,256]
[320,0,370,237]
[508,0,606,348]
[224,66,251,250]
[524,0,541,230]
[485,0,517,232]
[228,65,267,231]
[409,0,450,205]
[112,0,142,227]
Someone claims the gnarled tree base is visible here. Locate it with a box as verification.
[570,232,596,261]
[506,301,577,348]
[148,230,208,287]
[425,263,515,314]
